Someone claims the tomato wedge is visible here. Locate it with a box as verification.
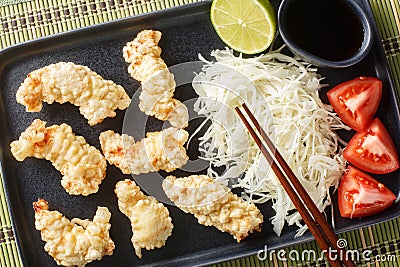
[343,118,399,174]
[327,76,382,132]
[338,166,396,218]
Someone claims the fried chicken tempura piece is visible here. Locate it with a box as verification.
[99,130,133,174]
[16,62,130,125]
[162,175,263,242]
[10,119,107,196]
[115,179,173,258]
[33,199,115,267]
[99,128,188,175]
[123,30,188,128]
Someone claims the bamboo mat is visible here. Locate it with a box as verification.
[0,0,400,266]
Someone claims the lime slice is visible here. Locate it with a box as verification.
[210,0,277,54]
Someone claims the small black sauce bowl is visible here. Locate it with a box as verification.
[278,0,373,68]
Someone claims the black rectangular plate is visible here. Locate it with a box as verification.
[0,1,399,266]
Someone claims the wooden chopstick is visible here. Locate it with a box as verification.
[235,103,355,267]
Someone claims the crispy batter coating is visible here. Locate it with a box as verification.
[162,175,263,242]
[123,30,188,128]
[10,119,107,196]
[98,130,133,174]
[99,128,189,175]
[33,199,115,267]
[115,179,173,258]
[16,62,130,125]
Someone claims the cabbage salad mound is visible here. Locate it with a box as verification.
[192,48,350,236]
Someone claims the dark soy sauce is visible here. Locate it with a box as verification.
[283,0,364,61]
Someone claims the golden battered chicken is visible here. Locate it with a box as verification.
[10,119,107,196]
[162,175,263,242]
[33,199,115,267]
[123,30,188,128]
[115,179,173,258]
[16,62,130,125]
[99,128,189,175]
[99,130,133,174]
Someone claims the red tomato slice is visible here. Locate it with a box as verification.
[343,118,399,174]
[327,76,382,132]
[338,166,396,218]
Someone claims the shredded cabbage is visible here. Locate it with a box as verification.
[192,48,350,237]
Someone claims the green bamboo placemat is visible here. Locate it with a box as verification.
[0,0,400,266]
[0,0,28,6]
[370,0,400,97]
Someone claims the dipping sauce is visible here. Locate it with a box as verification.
[282,0,364,61]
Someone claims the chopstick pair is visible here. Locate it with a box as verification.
[235,103,355,267]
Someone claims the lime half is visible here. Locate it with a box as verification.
[210,0,277,54]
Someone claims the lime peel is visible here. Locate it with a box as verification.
[210,0,277,54]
